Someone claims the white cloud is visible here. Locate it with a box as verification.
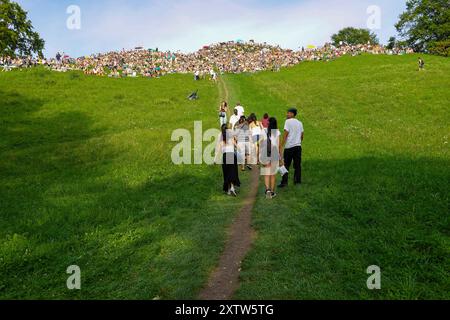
[78,0,371,54]
[17,0,406,57]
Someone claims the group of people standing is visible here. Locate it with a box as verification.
[216,102,304,199]
[195,69,218,81]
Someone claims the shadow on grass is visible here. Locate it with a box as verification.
[239,156,449,300]
[0,89,111,231]
[0,90,238,299]
[1,170,235,299]
[0,89,104,150]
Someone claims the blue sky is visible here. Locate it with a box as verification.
[17,0,407,58]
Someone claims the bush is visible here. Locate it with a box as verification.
[428,40,450,57]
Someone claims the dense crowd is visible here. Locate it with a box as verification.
[0,56,39,71]
[1,40,414,76]
[216,101,305,199]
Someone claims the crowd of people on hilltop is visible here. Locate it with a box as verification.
[216,101,304,199]
[1,40,414,76]
[0,56,39,71]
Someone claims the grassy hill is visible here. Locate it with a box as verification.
[225,54,449,299]
[0,69,251,299]
[0,54,449,299]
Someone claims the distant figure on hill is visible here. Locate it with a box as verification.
[418,57,425,71]
[219,101,228,126]
[210,69,217,81]
[188,90,198,100]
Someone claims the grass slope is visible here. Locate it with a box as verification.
[1,54,448,300]
[224,54,450,299]
[0,69,250,299]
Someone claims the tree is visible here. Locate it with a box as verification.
[331,27,379,46]
[386,37,397,50]
[395,0,450,54]
[0,0,45,57]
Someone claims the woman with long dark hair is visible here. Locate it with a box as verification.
[216,124,241,196]
[260,117,281,199]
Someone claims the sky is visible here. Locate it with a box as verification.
[16,0,407,58]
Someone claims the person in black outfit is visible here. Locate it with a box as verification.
[217,124,241,196]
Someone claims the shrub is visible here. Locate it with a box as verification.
[428,40,450,57]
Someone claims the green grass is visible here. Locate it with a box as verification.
[0,68,251,299]
[1,54,449,300]
[224,54,450,299]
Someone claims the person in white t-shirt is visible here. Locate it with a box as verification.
[229,109,240,130]
[210,69,217,81]
[279,107,304,188]
[234,103,245,118]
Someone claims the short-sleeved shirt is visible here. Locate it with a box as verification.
[235,106,245,118]
[284,118,304,149]
[229,115,240,129]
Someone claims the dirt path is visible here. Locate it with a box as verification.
[218,73,229,106]
[199,76,259,300]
